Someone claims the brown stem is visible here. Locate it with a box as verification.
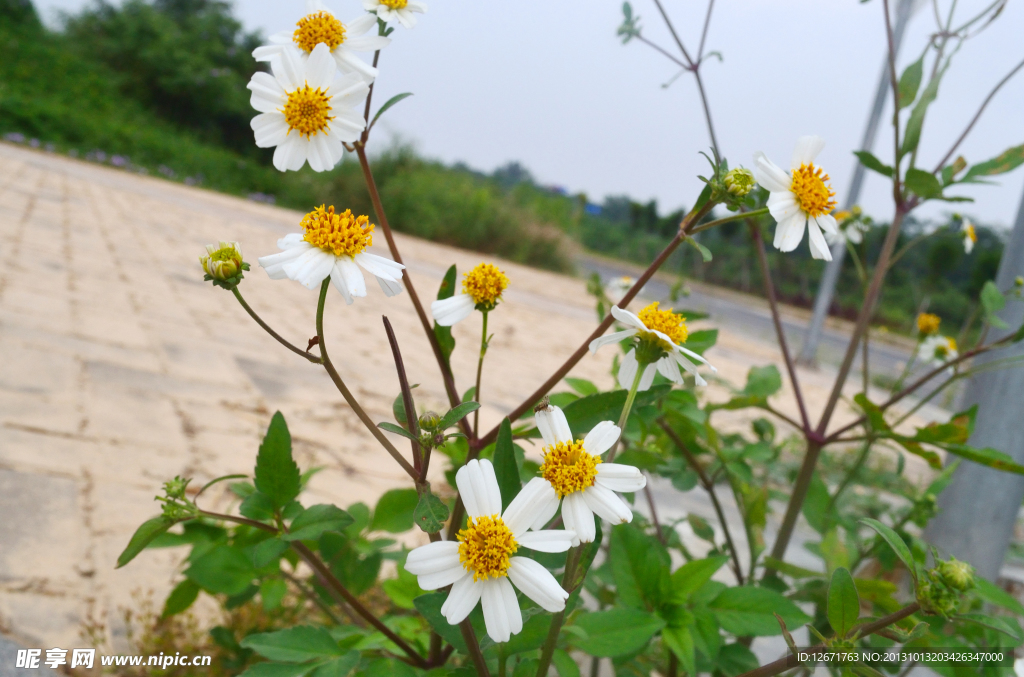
[735,603,921,677]
[198,510,276,533]
[354,145,470,438]
[535,546,584,677]
[766,439,822,568]
[280,568,348,626]
[383,315,423,474]
[459,620,491,677]
[473,201,715,451]
[291,541,428,668]
[750,222,811,433]
[657,420,744,585]
[429,632,442,667]
[697,0,716,60]
[644,479,666,545]
[232,287,321,364]
[762,404,803,433]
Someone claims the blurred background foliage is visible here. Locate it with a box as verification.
[0,0,1004,332]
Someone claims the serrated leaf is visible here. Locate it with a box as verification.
[708,586,811,636]
[854,151,893,178]
[240,491,276,521]
[686,236,713,262]
[551,649,580,677]
[185,544,257,595]
[943,443,1024,475]
[670,556,729,602]
[414,592,467,653]
[962,143,1024,181]
[974,578,1024,615]
[370,92,413,128]
[239,663,316,677]
[117,516,179,568]
[684,329,718,356]
[370,489,418,533]
[743,365,782,398]
[827,567,860,638]
[663,625,696,676]
[309,652,359,677]
[284,505,353,541]
[413,488,449,533]
[438,401,481,430]
[434,265,457,362]
[162,579,200,618]
[493,419,522,511]
[980,280,1008,328]
[255,413,300,510]
[897,56,924,109]
[240,626,344,662]
[570,608,665,657]
[861,518,917,582]
[904,168,943,199]
[565,377,599,396]
[524,386,672,439]
[253,538,289,568]
[378,421,419,441]
[902,64,946,156]
[261,578,288,611]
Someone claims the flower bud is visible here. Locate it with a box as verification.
[418,411,442,431]
[937,558,974,592]
[163,476,190,500]
[200,241,248,288]
[723,168,755,197]
[1015,276,1023,287]
[917,312,941,336]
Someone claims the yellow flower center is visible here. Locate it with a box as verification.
[964,224,977,243]
[293,11,346,53]
[463,263,509,308]
[381,0,409,8]
[457,515,517,581]
[301,206,374,256]
[917,313,941,335]
[282,86,333,139]
[637,301,688,348]
[790,163,837,218]
[540,440,601,499]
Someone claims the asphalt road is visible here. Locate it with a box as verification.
[577,254,917,379]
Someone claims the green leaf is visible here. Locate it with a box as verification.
[708,587,811,636]
[683,329,718,356]
[240,626,343,662]
[981,280,1008,328]
[438,401,481,430]
[255,412,301,510]
[309,652,359,677]
[743,365,782,398]
[904,168,943,199]
[694,183,714,212]
[370,489,419,533]
[162,579,200,618]
[974,577,1024,615]
[370,92,413,128]
[414,592,466,653]
[434,265,457,362]
[551,649,580,677]
[565,378,599,396]
[670,556,729,602]
[715,643,759,677]
[284,505,353,542]
[493,419,522,511]
[686,236,713,262]
[502,613,552,656]
[962,143,1024,181]
[608,527,644,609]
[827,567,860,638]
[240,491,276,521]
[943,443,1024,475]
[525,385,672,439]
[956,613,1024,641]
[261,578,288,611]
[902,64,946,156]
[860,518,917,581]
[801,473,832,534]
[897,56,924,109]
[854,151,893,178]
[185,545,257,595]
[570,608,666,657]
[378,421,419,441]
[663,625,696,675]
[413,488,449,534]
[239,663,317,677]
[117,516,178,568]
[382,563,425,610]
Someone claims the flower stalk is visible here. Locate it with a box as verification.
[473,309,490,435]
[231,287,321,364]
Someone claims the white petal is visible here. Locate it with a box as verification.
[581,484,633,525]
[377,276,403,297]
[346,35,391,52]
[815,213,838,235]
[252,44,285,63]
[503,477,558,536]
[305,0,327,13]
[306,134,335,172]
[277,232,307,250]
[535,405,573,447]
[456,459,502,519]
[354,252,405,281]
[588,328,638,354]
[673,351,708,386]
[329,73,371,102]
[582,421,620,457]
[480,577,521,643]
[767,191,800,223]
[405,541,461,574]
[595,464,647,492]
[563,492,596,543]
[305,43,337,90]
[346,12,378,35]
[259,243,310,279]
[517,530,575,553]
[441,574,481,625]
[272,49,304,91]
[753,152,791,193]
[791,135,826,169]
[408,0,428,12]
[431,294,475,326]
[656,355,684,384]
[251,113,289,148]
[336,256,367,298]
[334,47,379,79]
[674,343,713,367]
[395,9,417,28]
[807,218,834,261]
[637,362,657,392]
[617,349,639,390]
[248,72,285,112]
[773,212,806,253]
[284,247,335,289]
[273,136,306,172]
[611,305,648,331]
[330,263,355,304]
[508,557,569,613]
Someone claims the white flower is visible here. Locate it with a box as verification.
[605,276,635,304]
[962,219,977,254]
[404,459,574,643]
[524,405,647,546]
[258,205,405,303]
[753,136,839,261]
[253,0,389,82]
[824,210,869,246]
[589,303,716,389]
[431,263,509,326]
[364,0,427,29]
[247,43,368,172]
[918,335,958,368]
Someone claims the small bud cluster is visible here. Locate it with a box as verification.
[200,241,250,290]
[156,475,198,521]
[917,556,975,616]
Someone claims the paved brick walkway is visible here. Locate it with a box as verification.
[0,142,935,653]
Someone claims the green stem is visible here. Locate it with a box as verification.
[689,206,769,235]
[608,361,645,462]
[231,287,320,363]
[316,280,418,479]
[459,620,491,677]
[826,440,872,513]
[535,546,583,677]
[498,645,507,677]
[473,310,489,436]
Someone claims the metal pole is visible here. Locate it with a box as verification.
[796,0,916,366]
[923,182,1024,582]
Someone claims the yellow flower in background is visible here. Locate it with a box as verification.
[364,0,428,29]
[963,220,977,254]
[917,313,941,335]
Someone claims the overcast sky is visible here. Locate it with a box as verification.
[35,0,1024,229]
